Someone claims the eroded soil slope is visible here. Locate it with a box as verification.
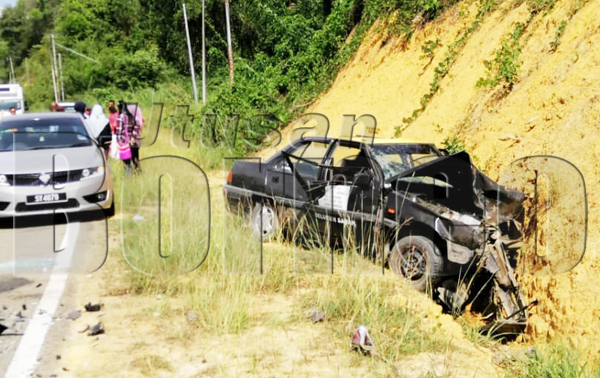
[271,0,600,357]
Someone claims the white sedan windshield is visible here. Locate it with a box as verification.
[0,118,92,152]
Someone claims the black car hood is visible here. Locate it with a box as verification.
[388,152,524,223]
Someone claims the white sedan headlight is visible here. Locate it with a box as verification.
[80,166,105,181]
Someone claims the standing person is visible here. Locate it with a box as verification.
[116,101,134,174]
[127,103,143,173]
[74,101,89,119]
[107,100,119,132]
[89,104,112,158]
[50,101,65,112]
[107,100,120,160]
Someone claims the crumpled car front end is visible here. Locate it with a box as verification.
[388,151,531,336]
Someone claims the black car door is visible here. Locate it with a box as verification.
[265,139,331,205]
[312,141,383,247]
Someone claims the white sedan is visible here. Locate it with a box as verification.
[0,113,114,218]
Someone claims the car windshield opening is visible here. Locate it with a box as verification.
[371,144,442,180]
[0,118,92,152]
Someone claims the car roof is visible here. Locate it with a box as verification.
[0,112,83,122]
[298,136,438,147]
[345,137,436,145]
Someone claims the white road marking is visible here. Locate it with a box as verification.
[5,222,80,378]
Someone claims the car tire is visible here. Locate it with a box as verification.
[250,202,279,241]
[389,235,443,292]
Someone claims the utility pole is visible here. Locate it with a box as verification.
[224,0,234,85]
[182,3,199,104]
[50,58,58,102]
[8,57,15,83]
[58,53,65,101]
[25,57,29,84]
[202,0,207,104]
[51,34,59,102]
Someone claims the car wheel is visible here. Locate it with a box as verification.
[389,235,443,292]
[250,202,279,241]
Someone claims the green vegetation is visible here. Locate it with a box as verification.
[477,0,565,91]
[0,0,466,157]
[442,136,466,154]
[420,38,442,61]
[508,344,600,378]
[527,0,556,15]
[549,20,568,52]
[397,0,500,134]
[549,0,593,52]
[477,21,526,90]
[397,0,567,134]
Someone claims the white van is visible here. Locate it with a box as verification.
[0,84,26,119]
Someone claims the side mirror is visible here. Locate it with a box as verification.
[24,101,29,111]
[440,149,450,156]
[353,172,371,187]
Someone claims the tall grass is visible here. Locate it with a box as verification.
[509,344,600,378]
[108,129,454,364]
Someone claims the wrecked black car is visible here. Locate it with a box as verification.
[223,136,532,335]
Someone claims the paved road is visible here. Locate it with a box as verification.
[0,218,107,378]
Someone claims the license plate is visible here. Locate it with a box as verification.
[26,193,67,204]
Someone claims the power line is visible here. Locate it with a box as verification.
[54,42,100,64]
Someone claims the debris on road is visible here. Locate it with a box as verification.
[351,325,374,354]
[22,304,27,311]
[67,310,82,320]
[306,307,325,323]
[186,310,198,323]
[36,283,42,288]
[88,323,105,336]
[85,303,102,312]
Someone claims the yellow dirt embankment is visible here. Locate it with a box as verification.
[272,0,600,358]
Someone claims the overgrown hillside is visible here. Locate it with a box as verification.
[272,0,600,362]
[0,0,463,155]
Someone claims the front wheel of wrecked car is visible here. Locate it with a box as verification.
[389,235,443,292]
[250,202,280,241]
